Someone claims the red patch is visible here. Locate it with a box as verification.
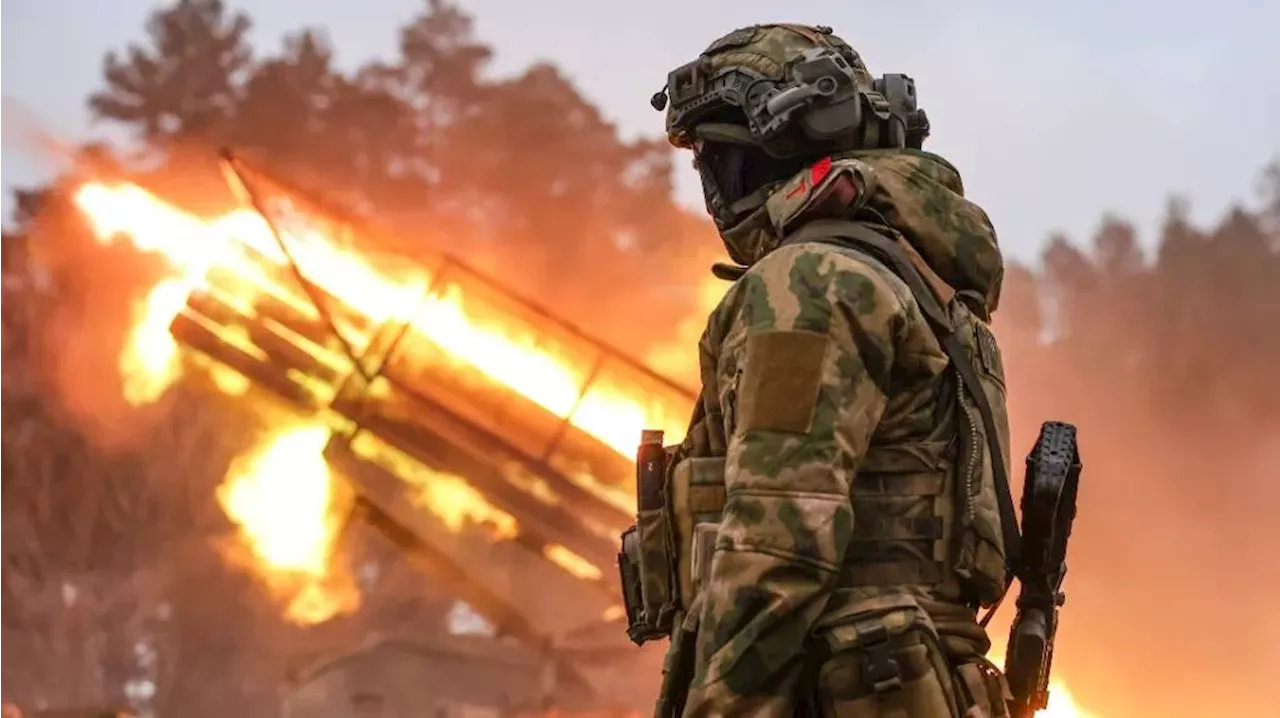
[809,156,834,185]
[784,178,808,199]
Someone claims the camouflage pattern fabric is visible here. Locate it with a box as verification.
[720,149,1003,315]
[850,149,1004,314]
[674,149,1007,716]
[665,24,875,148]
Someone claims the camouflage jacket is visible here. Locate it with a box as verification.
[674,149,1007,716]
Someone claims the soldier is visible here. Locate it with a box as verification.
[647,23,1019,718]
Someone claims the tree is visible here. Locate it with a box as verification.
[1260,156,1280,237]
[991,189,1280,718]
[89,0,253,145]
[230,29,340,167]
[229,29,422,204]
[1038,233,1096,343]
[1092,215,1144,278]
[83,0,706,357]
[390,0,493,129]
[421,59,687,341]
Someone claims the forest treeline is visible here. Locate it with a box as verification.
[2,1,1278,716]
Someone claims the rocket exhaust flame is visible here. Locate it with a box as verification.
[221,151,377,385]
[68,169,690,630]
[120,278,189,404]
[216,422,358,624]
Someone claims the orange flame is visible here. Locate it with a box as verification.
[349,432,520,539]
[1036,685,1097,718]
[987,643,1097,718]
[216,422,357,624]
[645,270,726,387]
[71,179,686,622]
[72,182,689,451]
[542,544,603,582]
[119,278,188,404]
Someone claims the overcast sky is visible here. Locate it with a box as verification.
[3,0,1278,263]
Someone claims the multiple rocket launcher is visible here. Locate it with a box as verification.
[168,153,689,705]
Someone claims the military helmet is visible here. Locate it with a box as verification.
[654,24,929,160]
[653,24,930,245]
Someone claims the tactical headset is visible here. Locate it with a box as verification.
[653,45,930,158]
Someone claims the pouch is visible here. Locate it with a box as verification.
[955,658,1012,718]
[810,595,962,718]
[617,525,656,644]
[620,433,681,642]
[949,300,1014,604]
[633,507,677,639]
[669,456,727,610]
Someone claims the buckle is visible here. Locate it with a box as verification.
[856,620,903,694]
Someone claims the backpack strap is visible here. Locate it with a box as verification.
[781,219,1023,601]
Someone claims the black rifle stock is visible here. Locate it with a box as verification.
[1005,421,1081,718]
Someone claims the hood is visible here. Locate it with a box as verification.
[719,149,1005,314]
[852,149,1004,313]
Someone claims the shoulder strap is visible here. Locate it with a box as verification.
[783,219,1023,592]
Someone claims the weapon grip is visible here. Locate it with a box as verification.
[1006,605,1052,718]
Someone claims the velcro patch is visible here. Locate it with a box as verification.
[737,329,831,434]
[703,26,761,55]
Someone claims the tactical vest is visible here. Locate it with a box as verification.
[619,218,1020,645]
[780,220,1018,607]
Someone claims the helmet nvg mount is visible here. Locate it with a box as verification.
[652,24,930,159]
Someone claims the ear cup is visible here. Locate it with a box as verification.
[871,73,928,149]
[799,96,864,142]
[907,108,931,148]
